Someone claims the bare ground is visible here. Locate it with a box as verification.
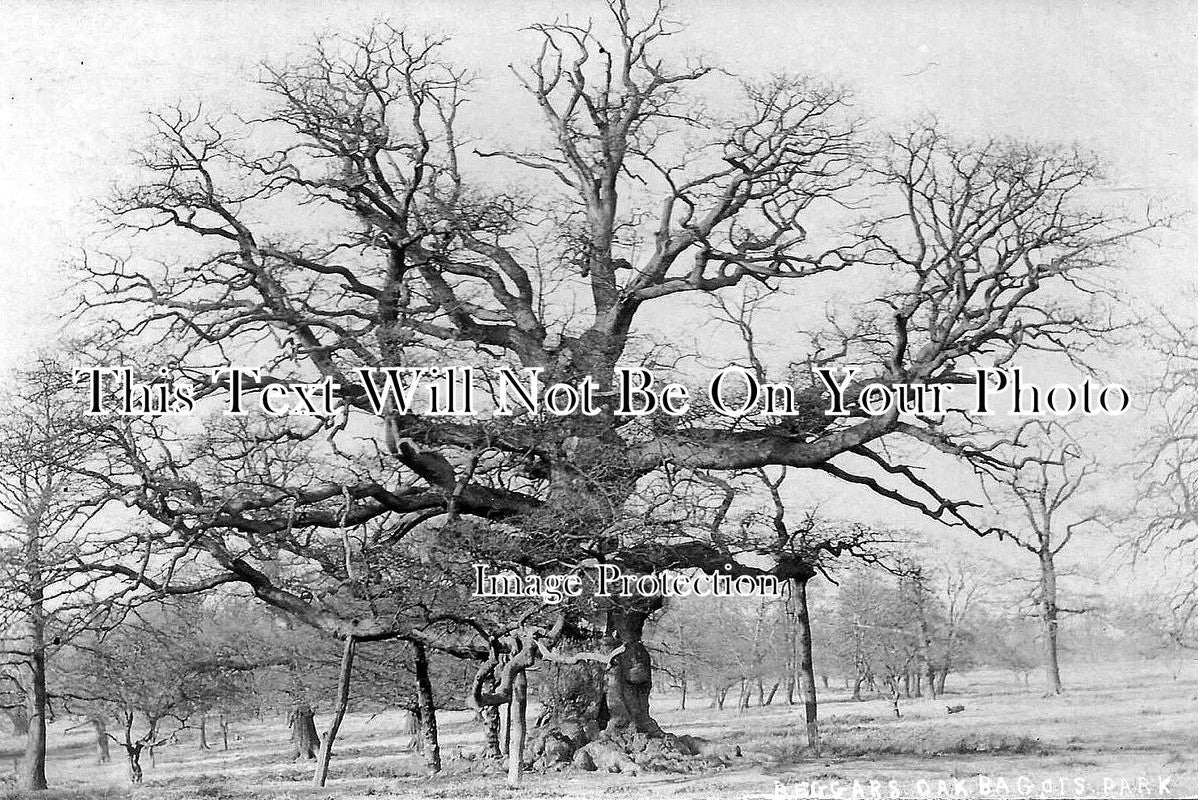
[2,661,1193,800]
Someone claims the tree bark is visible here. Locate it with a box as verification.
[198,715,210,750]
[401,706,421,752]
[219,715,229,751]
[784,589,799,707]
[1039,549,1063,694]
[793,576,821,753]
[17,520,48,791]
[914,575,937,698]
[125,746,144,784]
[507,670,527,787]
[602,606,662,735]
[935,668,948,696]
[412,641,441,773]
[92,717,111,763]
[289,703,320,760]
[6,708,29,738]
[314,635,355,787]
[503,698,512,754]
[483,703,503,759]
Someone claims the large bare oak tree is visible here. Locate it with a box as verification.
[76,0,1153,768]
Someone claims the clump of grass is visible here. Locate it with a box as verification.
[778,729,1053,759]
[940,733,1046,755]
[3,791,128,800]
[332,760,415,780]
[190,774,237,800]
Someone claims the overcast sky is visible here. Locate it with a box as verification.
[1,2,1193,347]
[0,0,1193,581]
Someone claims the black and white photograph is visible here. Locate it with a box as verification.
[0,1,1194,798]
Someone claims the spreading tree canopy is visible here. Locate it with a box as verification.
[76,1,1153,727]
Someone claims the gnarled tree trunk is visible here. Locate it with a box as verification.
[124,744,144,783]
[601,606,661,736]
[483,703,502,759]
[289,703,320,760]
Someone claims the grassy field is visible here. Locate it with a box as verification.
[2,660,1193,800]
